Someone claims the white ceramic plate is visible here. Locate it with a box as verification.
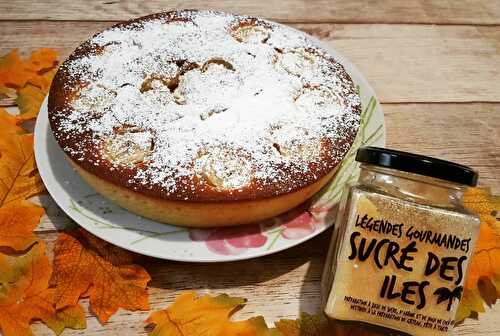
[34,43,385,262]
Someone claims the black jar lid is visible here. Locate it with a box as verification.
[355,147,478,187]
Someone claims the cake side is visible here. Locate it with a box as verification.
[69,158,338,227]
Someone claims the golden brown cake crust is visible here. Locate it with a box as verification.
[48,10,361,202]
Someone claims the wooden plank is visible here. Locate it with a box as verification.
[32,102,500,233]
[296,24,500,103]
[1,22,499,103]
[1,0,500,24]
[29,230,500,335]
[383,103,500,190]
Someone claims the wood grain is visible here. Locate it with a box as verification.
[1,22,500,103]
[383,103,500,191]
[1,0,500,24]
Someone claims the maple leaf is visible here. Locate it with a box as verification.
[0,49,58,89]
[0,200,44,250]
[0,50,34,89]
[0,108,45,206]
[0,242,86,336]
[146,291,279,336]
[458,187,500,320]
[50,229,151,323]
[25,48,59,73]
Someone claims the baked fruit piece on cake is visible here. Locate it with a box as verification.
[48,10,361,227]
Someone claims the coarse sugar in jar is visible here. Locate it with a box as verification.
[321,147,480,336]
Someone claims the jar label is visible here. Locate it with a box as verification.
[325,192,479,336]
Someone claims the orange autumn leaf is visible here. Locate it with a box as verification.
[27,67,57,92]
[51,229,151,323]
[0,200,44,250]
[0,107,17,126]
[146,291,278,336]
[0,109,45,206]
[26,49,59,73]
[0,49,58,89]
[0,50,34,89]
[457,187,500,320]
[0,242,86,336]
[15,84,46,122]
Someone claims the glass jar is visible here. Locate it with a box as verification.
[321,147,480,336]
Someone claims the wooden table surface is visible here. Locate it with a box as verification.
[1,1,499,335]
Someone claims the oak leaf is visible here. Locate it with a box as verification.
[0,108,45,206]
[0,242,86,336]
[0,200,44,250]
[146,291,279,336]
[51,229,151,323]
[458,187,500,320]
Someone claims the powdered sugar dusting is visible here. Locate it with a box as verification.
[50,10,361,200]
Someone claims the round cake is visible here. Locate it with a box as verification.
[48,10,362,227]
